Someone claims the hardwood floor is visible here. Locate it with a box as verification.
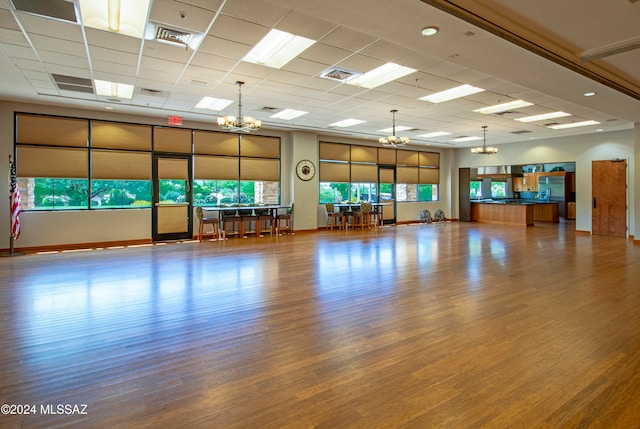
[1,222,640,428]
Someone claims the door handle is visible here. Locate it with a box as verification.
[593,197,596,209]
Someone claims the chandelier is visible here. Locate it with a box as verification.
[379,109,409,147]
[217,81,262,133]
[471,125,498,154]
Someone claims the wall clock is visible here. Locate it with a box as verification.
[296,159,316,181]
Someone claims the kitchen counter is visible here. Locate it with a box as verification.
[470,200,559,224]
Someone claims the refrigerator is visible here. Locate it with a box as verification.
[538,176,566,217]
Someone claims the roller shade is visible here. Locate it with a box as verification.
[17,146,88,178]
[193,130,238,155]
[240,158,279,181]
[397,166,419,184]
[240,135,280,158]
[17,114,88,147]
[420,168,439,184]
[92,150,151,180]
[153,127,192,153]
[396,150,419,166]
[350,164,377,182]
[350,145,377,163]
[419,152,439,167]
[194,156,239,180]
[320,162,349,182]
[91,121,151,151]
[379,168,394,183]
[378,148,396,164]
[320,142,349,161]
[158,158,189,180]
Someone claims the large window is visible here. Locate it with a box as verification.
[491,181,507,198]
[15,115,282,211]
[470,181,482,198]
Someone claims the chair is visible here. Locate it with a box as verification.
[276,203,294,235]
[346,203,362,230]
[370,203,381,228]
[255,207,274,237]
[196,206,220,240]
[325,203,344,230]
[239,208,258,238]
[221,208,242,239]
[360,202,372,229]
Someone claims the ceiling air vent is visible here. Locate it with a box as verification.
[140,88,167,97]
[511,130,532,135]
[11,0,77,22]
[260,106,279,112]
[52,74,94,94]
[155,26,193,47]
[320,67,362,82]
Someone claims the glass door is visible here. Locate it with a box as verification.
[152,154,193,241]
[378,166,396,224]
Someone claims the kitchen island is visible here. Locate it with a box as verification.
[470,200,560,226]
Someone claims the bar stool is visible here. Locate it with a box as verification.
[275,202,294,235]
[221,208,241,239]
[196,206,220,240]
[325,203,344,230]
[256,207,274,237]
[239,208,258,238]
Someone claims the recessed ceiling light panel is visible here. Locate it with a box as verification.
[347,63,416,89]
[329,119,367,127]
[270,109,308,120]
[243,29,316,69]
[549,120,600,129]
[419,84,485,103]
[473,100,533,114]
[515,111,571,122]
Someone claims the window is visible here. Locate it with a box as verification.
[19,178,89,210]
[470,181,482,197]
[91,179,151,208]
[193,180,239,205]
[491,181,507,198]
[419,184,438,201]
[350,182,378,202]
[320,182,349,203]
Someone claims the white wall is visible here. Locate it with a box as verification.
[455,128,637,236]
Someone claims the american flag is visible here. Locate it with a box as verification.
[9,158,21,240]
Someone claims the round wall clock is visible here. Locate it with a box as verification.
[296,159,316,181]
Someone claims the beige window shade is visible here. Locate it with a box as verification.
[350,145,377,163]
[320,162,350,182]
[240,158,279,181]
[397,166,419,184]
[420,168,440,184]
[379,168,394,183]
[17,146,88,178]
[17,114,88,147]
[419,152,439,167]
[378,148,396,164]
[153,127,192,153]
[240,135,280,158]
[194,156,239,180]
[158,158,189,180]
[92,150,151,180]
[396,150,419,166]
[351,164,377,182]
[91,121,151,151]
[320,142,350,161]
[193,130,239,155]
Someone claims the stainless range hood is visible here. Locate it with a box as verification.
[475,165,524,179]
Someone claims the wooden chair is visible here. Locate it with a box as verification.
[275,203,294,235]
[255,207,274,237]
[346,203,362,230]
[196,206,220,240]
[370,203,381,227]
[325,203,344,230]
[361,202,372,229]
[221,208,241,239]
[239,208,258,238]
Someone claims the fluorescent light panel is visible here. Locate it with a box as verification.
[79,0,151,39]
[94,80,134,98]
[378,126,413,133]
[515,111,570,122]
[452,136,482,142]
[549,120,600,129]
[347,63,416,89]
[195,97,233,111]
[270,109,308,120]
[419,84,485,103]
[418,131,451,138]
[329,119,367,127]
[473,100,533,114]
[243,29,316,69]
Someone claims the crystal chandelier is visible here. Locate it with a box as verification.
[217,81,262,133]
[471,125,498,154]
[379,109,409,147]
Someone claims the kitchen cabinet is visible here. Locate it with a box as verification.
[513,177,524,192]
[523,173,538,191]
[567,202,576,219]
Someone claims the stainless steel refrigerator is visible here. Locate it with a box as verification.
[538,176,566,217]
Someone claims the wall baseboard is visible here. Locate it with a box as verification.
[575,230,591,236]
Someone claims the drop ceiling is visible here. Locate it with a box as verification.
[0,0,638,149]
